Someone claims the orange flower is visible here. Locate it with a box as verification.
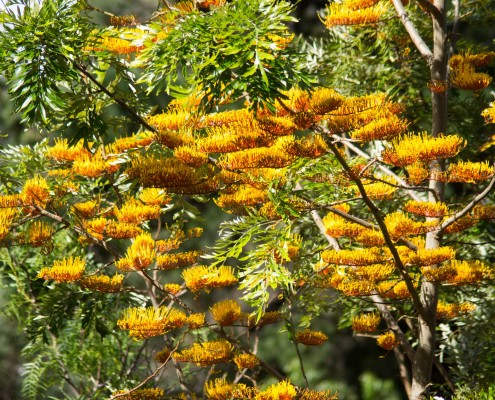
[26,221,54,247]
[0,208,18,240]
[233,353,260,369]
[21,176,50,208]
[182,265,238,291]
[351,115,408,141]
[295,329,328,346]
[79,274,124,292]
[187,313,206,329]
[352,313,381,333]
[210,300,242,326]
[323,1,389,28]
[322,247,388,266]
[437,301,476,319]
[205,378,235,400]
[38,257,85,283]
[173,340,233,366]
[115,233,156,271]
[46,138,91,161]
[412,247,456,266]
[156,251,201,270]
[257,380,297,400]
[404,200,448,218]
[117,306,187,339]
[449,63,492,91]
[377,331,400,350]
[104,221,143,239]
[114,198,160,224]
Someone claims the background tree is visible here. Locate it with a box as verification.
[0,0,494,399]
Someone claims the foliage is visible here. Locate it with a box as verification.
[0,0,494,399]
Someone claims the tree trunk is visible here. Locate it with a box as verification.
[410,1,448,398]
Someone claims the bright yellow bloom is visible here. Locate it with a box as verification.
[0,194,21,208]
[46,139,91,161]
[73,200,98,218]
[21,176,50,208]
[114,197,160,224]
[404,200,448,218]
[447,260,492,285]
[345,0,381,10]
[355,229,385,246]
[412,247,456,266]
[437,300,476,319]
[111,388,165,400]
[116,233,156,271]
[104,221,143,239]
[355,178,396,200]
[0,208,18,240]
[449,52,495,68]
[381,132,466,166]
[138,188,171,207]
[384,211,437,240]
[82,217,107,241]
[72,155,117,178]
[163,283,182,295]
[174,145,209,167]
[216,185,268,208]
[233,353,260,369]
[308,87,345,115]
[107,132,154,154]
[351,313,381,333]
[156,251,201,270]
[147,111,190,131]
[347,263,395,281]
[420,264,457,282]
[79,274,124,292]
[154,127,195,149]
[351,115,408,141]
[217,146,295,170]
[380,279,419,299]
[210,300,242,326]
[257,115,296,137]
[323,1,389,28]
[449,62,492,91]
[38,257,85,283]
[182,265,238,291]
[376,331,399,350]
[89,28,147,54]
[26,221,54,247]
[298,388,338,400]
[481,102,495,123]
[446,161,494,183]
[295,329,328,346]
[257,380,297,400]
[337,279,376,296]
[155,237,183,252]
[187,313,206,329]
[117,306,187,339]
[241,311,284,327]
[281,135,328,159]
[443,217,478,234]
[205,378,235,400]
[173,340,233,366]
[202,108,253,128]
[473,205,495,220]
[322,247,388,266]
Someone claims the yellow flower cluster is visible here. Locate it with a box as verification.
[38,257,85,283]
[216,185,268,209]
[379,279,418,299]
[114,198,160,224]
[404,200,448,218]
[46,139,91,161]
[156,251,201,270]
[346,263,395,281]
[217,146,295,170]
[106,132,154,154]
[257,380,297,400]
[182,265,238,292]
[73,200,98,218]
[174,145,209,167]
[173,340,233,366]
[323,1,389,29]
[233,353,260,369]
[295,329,329,346]
[26,221,53,247]
[111,388,165,400]
[115,233,156,271]
[205,378,235,400]
[210,300,242,326]
[481,102,495,123]
[355,178,396,200]
[420,264,457,282]
[139,188,171,206]
[449,61,492,91]
[79,274,124,292]
[381,133,466,166]
[412,247,456,266]
[117,306,186,339]
[72,155,118,178]
[437,161,495,183]
[163,283,182,295]
[241,311,284,327]
[321,247,389,266]
[437,301,476,319]
[187,313,206,329]
[89,28,147,54]
[21,175,50,208]
[0,208,18,240]
[376,331,400,350]
[447,260,492,285]
[351,313,381,333]
[384,212,437,240]
[104,221,143,239]
[405,162,430,185]
[351,115,408,141]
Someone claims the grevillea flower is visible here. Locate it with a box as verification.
[405,163,429,185]
[420,264,457,282]
[323,1,389,28]
[351,313,381,333]
[436,301,476,319]
[79,274,124,292]
[404,200,448,218]
[210,300,242,326]
[187,313,206,329]
[355,178,397,200]
[114,198,160,224]
[449,62,492,91]
[384,211,437,240]
[380,279,418,299]
[205,378,235,400]
[111,388,165,400]
[447,260,492,285]
[355,229,385,246]
[21,176,50,208]
[412,247,456,266]
[347,263,395,281]
[155,237,182,252]
[154,348,171,363]
[257,116,296,137]
[156,251,201,270]
[116,233,156,271]
[337,279,376,296]
[258,380,297,400]
[202,109,253,127]
[381,132,466,166]
[163,283,182,295]
[107,132,154,154]
[322,247,388,266]
[147,111,189,131]
[351,115,408,141]
[376,331,400,350]
[295,329,328,346]
[173,340,233,366]
[38,257,85,283]
[241,311,284,327]
[182,265,238,292]
[72,156,117,178]
[0,208,18,240]
[233,353,260,369]
[444,161,495,183]
[481,102,495,123]
[473,205,495,220]
[117,306,187,339]
[298,388,339,400]
[104,221,143,239]
[217,146,295,170]
[139,188,171,206]
[73,200,98,218]
[153,128,195,149]
[281,135,328,159]
[449,52,495,68]
[46,139,91,162]
[26,221,54,247]
[174,145,209,167]
[216,185,268,208]
[89,28,147,54]
[308,88,345,115]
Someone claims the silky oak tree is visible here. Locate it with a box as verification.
[0,0,494,399]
